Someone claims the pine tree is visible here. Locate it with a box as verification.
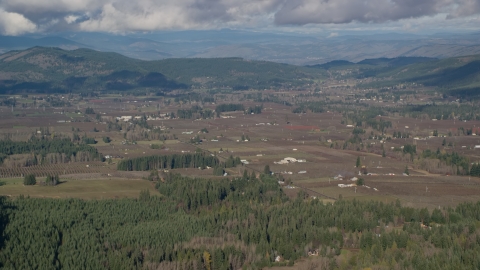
[356,156,361,168]
[243,170,249,180]
[264,165,271,175]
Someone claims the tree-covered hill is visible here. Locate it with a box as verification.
[353,55,480,97]
[307,57,434,71]
[0,47,326,94]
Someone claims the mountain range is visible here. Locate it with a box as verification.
[2,30,480,65]
[0,47,325,94]
[1,44,479,97]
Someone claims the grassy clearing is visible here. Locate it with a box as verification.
[0,178,159,199]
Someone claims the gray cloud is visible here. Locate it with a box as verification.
[273,0,471,25]
[0,0,479,34]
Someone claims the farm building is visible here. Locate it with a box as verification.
[274,157,299,164]
[117,116,132,121]
[338,184,355,188]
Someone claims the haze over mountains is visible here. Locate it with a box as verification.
[2,30,480,65]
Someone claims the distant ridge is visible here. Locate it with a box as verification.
[0,47,325,94]
[0,36,85,49]
[307,60,355,70]
[308,57,435,70]
[356,55,480,98]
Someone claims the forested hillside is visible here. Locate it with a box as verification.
[0,173,479,269]
[354,55,480,97]
[0,47,325,94]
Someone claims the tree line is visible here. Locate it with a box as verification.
[176,105,214,120]
[117,153,221,171]
[215,104,244,117]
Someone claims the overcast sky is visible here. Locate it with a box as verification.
[0,0,479,36]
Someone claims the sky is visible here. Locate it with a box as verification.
[0,0,479,36]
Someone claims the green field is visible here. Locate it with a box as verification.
[0,178,159,199]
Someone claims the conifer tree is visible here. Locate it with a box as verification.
[23,174,36,185]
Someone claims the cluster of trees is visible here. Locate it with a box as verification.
[81,137,96,144]
[292,106,307,114]
[0,137,103,166]
[84,107,95,114]
[403,144,417,156]
[303,101,326,113]
[1,174,480,269]
[394,104,480,121]
[215,103,244,117]
[176,105,214,120]
[366,119,392,134]
[421,149,470,175]
[117,153,221,171]
[470,163,480,177]
[392,131,410,138]
[23,174,36,185]
[457,126,476,136]
[245,105,262,114]
[42,174,60,186]
[212,155,242,176]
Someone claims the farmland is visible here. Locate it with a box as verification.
[1,83,480,209]
[1,51,480,269]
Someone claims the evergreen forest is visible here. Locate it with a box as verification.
[0,173,480,269]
